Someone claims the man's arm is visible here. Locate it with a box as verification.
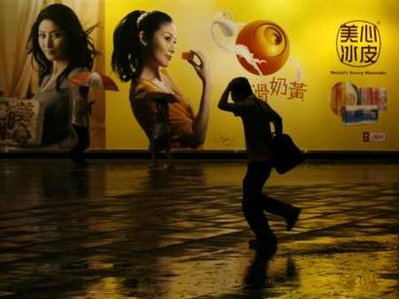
[260,101,283,135]
[217,82,235,112]
[271,112,283,136]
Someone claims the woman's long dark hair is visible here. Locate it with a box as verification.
[111,10,173,82]
[27,3,97,89]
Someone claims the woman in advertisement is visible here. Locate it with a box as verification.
[112,10,211,168]
[27,3,97,164]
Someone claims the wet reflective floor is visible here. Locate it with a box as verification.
[0,159,398,298]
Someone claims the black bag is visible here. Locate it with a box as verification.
[271,134,304,174]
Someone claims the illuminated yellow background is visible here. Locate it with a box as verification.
[104,0,399,151]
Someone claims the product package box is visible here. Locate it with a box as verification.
[0,98,44,147]
[342,105,379,125]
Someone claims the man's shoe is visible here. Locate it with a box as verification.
[286,207,301,231]
[248,233,278,250]
[248,239,277,256]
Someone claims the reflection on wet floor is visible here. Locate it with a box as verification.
[0,159,398,298]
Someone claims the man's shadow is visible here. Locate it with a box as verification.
[243,247,299,298]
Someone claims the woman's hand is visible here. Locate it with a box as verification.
[180,50,211,147]
[184,50,210,84]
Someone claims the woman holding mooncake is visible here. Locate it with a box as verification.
[112,10,211,168]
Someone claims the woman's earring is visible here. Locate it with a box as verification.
[139,31,148,47]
